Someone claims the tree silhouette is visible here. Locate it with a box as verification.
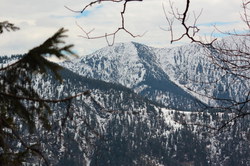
[0,22,88,165]
[0,21,19,34]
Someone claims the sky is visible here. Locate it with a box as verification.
[0,0,245,58]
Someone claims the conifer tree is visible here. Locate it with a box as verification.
[0,21,80,165]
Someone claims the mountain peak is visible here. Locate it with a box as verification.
[60,41,208,110]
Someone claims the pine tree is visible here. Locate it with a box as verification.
[0,22,81,165]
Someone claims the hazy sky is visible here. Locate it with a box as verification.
[0,0,245,57]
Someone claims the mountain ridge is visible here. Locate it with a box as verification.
[61,40,249,110]
[1,52,250,165]
[61,42,208,111]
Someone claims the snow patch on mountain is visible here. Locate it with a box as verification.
[60,38,249,118]
[68,42,147,88]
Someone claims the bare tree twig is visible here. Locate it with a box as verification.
[164,0,250,130]
[67,0,145,46]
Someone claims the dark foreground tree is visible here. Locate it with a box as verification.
[0,22,89,165]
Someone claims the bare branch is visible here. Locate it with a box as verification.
[163,0,250,130]
[68,0,145,46]
[164,0,217,45]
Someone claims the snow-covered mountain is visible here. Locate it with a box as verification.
[61,42,203,111]
[61,41,249,111]
[33,66,250,166]
[156,42,250,108]
[1,39,250,166]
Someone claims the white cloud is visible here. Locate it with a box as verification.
[0,0,246,57]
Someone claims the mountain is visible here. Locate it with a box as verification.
[155,42,250,108]
[1,41,250,166]
[31,67,211,166]
[58,41,250,165]
[61,41,250,110]
[34,66,250,166]
[61,42,206,111]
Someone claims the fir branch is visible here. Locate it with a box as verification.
[0,28,78,81]
[28,28,76,59]
[0,21,20,34]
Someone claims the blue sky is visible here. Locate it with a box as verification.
[74,5,103,18]
[75,11,91,18]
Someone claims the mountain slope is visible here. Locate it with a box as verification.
[155,43,250,108]
[42,67,250,166]
[32,67,209,165]
[36,67,250,166]
[61,41,249,111]
[61,42,206,111]
[1,55,250,166]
